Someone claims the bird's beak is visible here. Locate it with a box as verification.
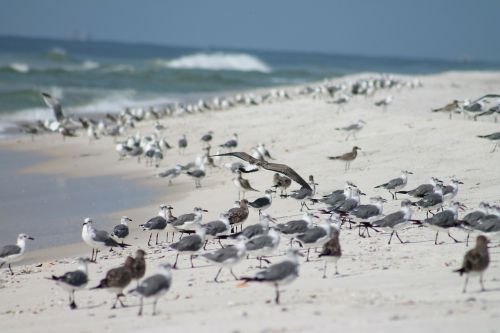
[270,218,278,223]
[203,209,208,212]
[458,181,464,184]
[28,236,34,240]
[381,198,388,203]
[82,222,87,226]
[360,191,367,196]
[408,172,414,175]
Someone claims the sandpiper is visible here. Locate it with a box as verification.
[91,257,134,309]
[318,223,342,278]
[432,100,460,119]
[328,146,361,171]
[234,170,259,199]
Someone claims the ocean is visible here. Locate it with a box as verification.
[1,35,499,136]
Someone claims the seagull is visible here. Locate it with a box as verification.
[201,130,214,146]
[172,207,207,231]
[423,202,465,244]
[240,248,302,304]
[178,134,187,154]
[374,170,413,200]
[203,213,231,248]
[41,92,65,121]
[349,196,386,236]
[170,225,206,269]
[211,151,312,191]
[335,120,366,140]
[325,186,362,215]
[201,238,247,282]
[234,170,259,199]
[111,216,132,244]
[0,234,34,275]
[412,183,445,217]
[130,263,172,316]
[91,257,134,309]
[275,212,315,246]
[432,100,460,119]
[318,223,341,278]
[245,228,281,268]
[139,205,168,246]
[272,173,291,196]
[314,181,355,206]
[58,127,78,141]
[460,202,490,245]
[248,189,273,215]
[371,199,413,244]
[396,177,442,198]
[157,165,183,185]
[374,96,392,110]
[82,218,130,262]
[220,133,238,151]
[453,235,490,293]
[256,143,274,160]
[129,249,146,287]
[443,179,463,202]
[477,132,500,152]
[328,146,361,171]
[297,217,338,261]
[232,213,275,240]
[49,258,91,309]
[186,162,206,188]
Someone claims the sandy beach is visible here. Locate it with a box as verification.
[0,71,499,333]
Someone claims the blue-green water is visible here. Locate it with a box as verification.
[1,35,499,135]
[0,148,160,250]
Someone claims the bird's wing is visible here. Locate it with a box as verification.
[137,275,170,297]
[262,162,310,189]
[471,94,500,105]
[60,270,88,286]
[41,93,64,121]
[255,261,297,281]
[372,211,405,227]
[0,245,21,258]
[212,152,260,164]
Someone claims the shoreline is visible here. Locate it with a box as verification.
[0,70,499,333]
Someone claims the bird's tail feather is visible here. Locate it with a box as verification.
[328,156,340,160]
[396,190,409,194]
[453,268,465,276]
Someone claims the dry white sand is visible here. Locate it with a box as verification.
[0,71,499,333]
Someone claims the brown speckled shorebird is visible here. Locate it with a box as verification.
[432,100,460,119]
[454,235,490,293]
[234,170,259,199]
[227,199,249,232]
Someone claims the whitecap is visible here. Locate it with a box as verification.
[9,63,30,73]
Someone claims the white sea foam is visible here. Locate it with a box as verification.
[9,63,30,73]
[161,52,272,73]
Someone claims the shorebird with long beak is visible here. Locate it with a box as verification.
[234,170,259,199]
[454,235,489,293]
[375,170,413,200]
[432,100,460,119]
[82,218,130,262]
[319,222,342,278]
[240,248,303,305]
[92,257,134,309]
[112,216,132,245]
[169,225,206,269]
[315,181,356,206]
[49,258,92,309]
[372,199,413,244]
[248,189,274,215]
[131,263,172,316]
[202,237,247,282]
[422,201,466,245]
[328,146,361,171]
[140,205,168,246]
[0,234,34,275]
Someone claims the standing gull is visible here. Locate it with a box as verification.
[374,170,413,200]
[178,134,187,154]
[82,218,130,262]
[412,183,445,217]
[328,146,361,171]
[245,228,281,268]
[454,235,489,293]
[201,130,214,146]
[349,196,386,236]
[335,120,366,140]
[248,189,273,215]
[172,207,207,231]
[139,205,168,246]
[372,199,413,244]
[49,258,91,309]
[91,257,133,309]
[297,217,338,261]
[158,165,183,185]
[396,177,442,198]
[0,234,34,275]
[477,132,500,152]
[220,133,238,151]
[423,201,465,245]
[131,263,172,316]
[170,225,206,269]
[240,248,302,305]
[112,216,132,245]
[186,162,206,188]
[443,179,463,202]
[275,212,315,246]
[202,238,247,282]
[233,213,275,240]
[203,213,231,248]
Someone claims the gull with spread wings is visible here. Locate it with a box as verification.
[211,151,312,191]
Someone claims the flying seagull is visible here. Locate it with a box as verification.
[211,151,312,191]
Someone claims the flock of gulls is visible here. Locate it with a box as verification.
[2,75,499,317]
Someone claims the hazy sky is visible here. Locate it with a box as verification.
[1,0,499,61]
